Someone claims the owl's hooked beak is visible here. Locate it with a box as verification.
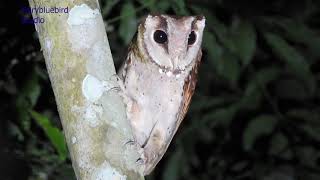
[171,56,179,70]
[169,42,187,70]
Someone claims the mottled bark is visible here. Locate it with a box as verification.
[28,0,144,179]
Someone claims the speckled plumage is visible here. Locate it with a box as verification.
[117,14,205,175]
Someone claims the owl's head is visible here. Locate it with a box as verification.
[137,14,205,73]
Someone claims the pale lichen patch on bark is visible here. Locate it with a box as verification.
[82,74,104,102]
[45,37,52,60]
[93,161,127,180]
[67,4,104,52]
[71,102,102,127]
[67,4,115,80]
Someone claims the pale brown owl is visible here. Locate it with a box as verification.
[117,14,205,175]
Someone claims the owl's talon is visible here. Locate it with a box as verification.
[136,157,145,165]
[124,140,146,165]
[111,86,121,92]
[109,74,120,81]
[102,74,124,94]
[124,139,136,146]
[112,74,123,85]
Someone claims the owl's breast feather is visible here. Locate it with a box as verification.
[124,59,191,145]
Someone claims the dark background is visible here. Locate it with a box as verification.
[0,0,320,179]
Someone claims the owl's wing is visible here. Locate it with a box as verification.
[117,44,138,83]
[175,50,202,132]
[117,33,138,80]
[117,54,131,81]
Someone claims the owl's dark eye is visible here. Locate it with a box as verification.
[188,31,197,45]
[153,30,167,44]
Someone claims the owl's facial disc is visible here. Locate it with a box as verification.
[142,14,205,73]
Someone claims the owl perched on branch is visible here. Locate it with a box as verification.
[117,14,205,175]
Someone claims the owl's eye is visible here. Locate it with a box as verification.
[188,31,196,45]
[153,30,167,44]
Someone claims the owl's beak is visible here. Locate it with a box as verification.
[171,56,179,70]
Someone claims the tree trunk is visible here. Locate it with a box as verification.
[28,1,144,179]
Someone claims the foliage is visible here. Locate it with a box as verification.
[0,0,319,179]
[30,111,67,161]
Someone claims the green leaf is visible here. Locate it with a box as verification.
[138,0,156,11]
[16,96,32,131]
[190,96,231,113]
[162,149,184,180]
[243,115,277,151]
[202,105,238,127]
[16,70,41,132]
[203,31,224,67]
[232,20,256,65]
[286,108,320,125]
[191,6,227,35]
[119,2,137,44]
[251,66,282,85]
[239,67,281,109]
[23,71,41,108]
[102,0,120,17]
[172,0,188,15]
[263,32,315,93]
[296,146,319,167]
[53,163,77,180]
[239,84,262,110]
[274,79,311,100]
[157,1,171,12]
[277,19,320,60]
[8,122,25,142]
[301,125,320,142]
[216,52,240,85]
[269,133,288,155]
[30,111,67,161]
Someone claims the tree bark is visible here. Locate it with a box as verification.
[28,1,144,179]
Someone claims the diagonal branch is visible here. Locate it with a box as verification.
[28,0,144,179]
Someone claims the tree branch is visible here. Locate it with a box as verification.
[28,0,144,179]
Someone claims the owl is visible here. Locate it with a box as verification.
[117,14,205,175]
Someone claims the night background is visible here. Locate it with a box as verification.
[1,0,320,179]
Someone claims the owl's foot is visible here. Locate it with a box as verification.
[102,74,122,92]
[136,148,147,165]
[136,157,145,165]
[124,139,147,165]
[102,82,121,92]
[124,139,136,146]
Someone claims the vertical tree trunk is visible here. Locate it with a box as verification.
[28,1,144,179]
